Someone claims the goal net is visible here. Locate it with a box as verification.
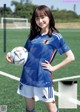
[1,17,30,29]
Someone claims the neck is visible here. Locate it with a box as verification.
[41,28,49,36]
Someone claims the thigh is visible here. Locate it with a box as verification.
[25,97,35,110]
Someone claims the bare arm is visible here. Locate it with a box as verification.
[41,50,75,72]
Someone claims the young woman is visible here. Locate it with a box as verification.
[6,5,75,112]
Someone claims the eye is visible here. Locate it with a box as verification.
[41,15,46,19]
[35,17,40,21]
[35,15,45,21]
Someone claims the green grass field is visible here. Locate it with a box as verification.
[0,28,80,112]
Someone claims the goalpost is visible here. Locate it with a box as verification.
[1,17,30,53]
[1,17,30,29]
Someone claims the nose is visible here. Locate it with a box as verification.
[39,18,43,23]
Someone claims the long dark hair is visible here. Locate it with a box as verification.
[29,5,59,40]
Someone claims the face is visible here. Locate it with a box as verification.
[35,15,50,31]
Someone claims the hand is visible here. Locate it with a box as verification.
[41,60,53,72]
[6,52,13,63]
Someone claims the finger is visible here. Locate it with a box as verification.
[41,61,49,65]
[42,67,48,70]
[41,63,46,65]
[6,52,13,63]
[41,63,47,67]
[6,56,12,63]
[45,60,49,64]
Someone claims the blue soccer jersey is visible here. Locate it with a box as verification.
[20,32,70,87]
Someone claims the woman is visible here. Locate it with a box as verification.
[6,5,75,112]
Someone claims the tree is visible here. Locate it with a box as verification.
[0,1,32,20]
[0,7,12,17]
[20,0,32,4]
[73,4,76,13]
[0,0,79,22]
[11,0,19,10]
[11,1,36,21]
[52,9,78,22]
[51,5,54,10]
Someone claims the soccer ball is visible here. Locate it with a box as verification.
[10,47,28,66]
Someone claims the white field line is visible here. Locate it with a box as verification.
[53,75,80,82]
[0,71,80,105]
[0,71,20,81]
[0,71,80,82]
[54,91,80,105]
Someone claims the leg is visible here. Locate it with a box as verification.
[45,101,57,112]
[25,97,35,112]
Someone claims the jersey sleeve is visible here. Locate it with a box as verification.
[53,33,70,55]
[24,38,31,52]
